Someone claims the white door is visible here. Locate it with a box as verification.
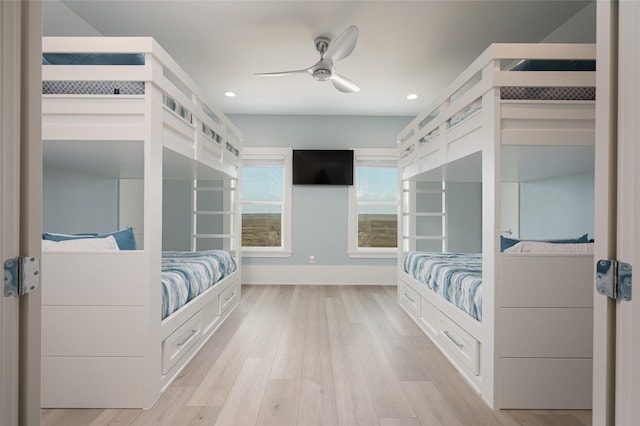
[0,2,42,425]
[613,0,640,423]
[1,2,23,424]
[593,1,640,425]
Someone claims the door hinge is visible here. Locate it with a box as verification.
[596,259,632,301]
[3,256,40,297]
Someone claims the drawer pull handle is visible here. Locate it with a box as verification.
[404,292,415,303]
[224,291,236,302]
[177,329,198,346]
[443,330,464,349]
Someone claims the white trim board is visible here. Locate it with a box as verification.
[242,265,396,285]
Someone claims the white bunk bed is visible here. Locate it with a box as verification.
[396,43,596,410]
[40,37,243,408]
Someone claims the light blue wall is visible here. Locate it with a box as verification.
[162,180,192,251]
[229,114,412,266]
[447,182,482,253]
[229,115,411,150]
[43,166,118,234]
[520,172,594,240]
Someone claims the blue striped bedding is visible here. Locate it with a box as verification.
[161,250,237,320]
[404,252,482,322]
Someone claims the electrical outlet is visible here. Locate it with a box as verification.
[309,255,316,264]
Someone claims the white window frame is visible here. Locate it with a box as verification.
[347,148,399,258]
[241,147,292,257]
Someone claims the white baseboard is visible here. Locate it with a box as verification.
[241,265,396,285]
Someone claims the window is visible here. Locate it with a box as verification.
[348,149,398,258]
[241,147,292,257]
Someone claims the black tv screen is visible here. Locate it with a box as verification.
[292,150,354,185]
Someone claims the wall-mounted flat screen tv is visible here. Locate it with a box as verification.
[292,149,354,185]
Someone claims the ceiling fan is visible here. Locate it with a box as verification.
[255,25,360,93]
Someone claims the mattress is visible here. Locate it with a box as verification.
[161,250,237,320]
[42,80,145,95]
[404,252,482,321]
[500,86,595,101]
[501,59,596,101]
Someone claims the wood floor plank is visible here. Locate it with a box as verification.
[409,338,501,426]
[379,418,423,426]
[373,330,434,382]
[187,285,280,406]
[213,357,273,426]
[401,381,461,425]
[270,286,309,379]
[255,379,301,426]
[331,343,380,426]
[170,311,245,388]
[530,413,587,426]
[325,296,355,347]
[355,286,407,337]
[298,287,339,426]
[168,406,222,425]
[248,285,294,359]
[371,291,424,337]
[350,322,415,419]
[492,409,546,426]
[88,409,142,425]
[186,326,256,407]
[339,285,369,323]
[41,409,102,426]
[131,386,195,425]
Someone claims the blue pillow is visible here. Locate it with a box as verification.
[500,236,521,252]
[42,226,137,250]
[500,234,590,252]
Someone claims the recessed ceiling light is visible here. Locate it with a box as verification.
[224,91,236,98]
[406,93,418,100]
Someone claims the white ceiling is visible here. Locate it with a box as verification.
[44,0,593,117]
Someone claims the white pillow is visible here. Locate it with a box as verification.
[42,235,120,251]
[505,241,594,254]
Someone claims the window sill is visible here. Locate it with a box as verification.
[241,249,293,258]
[347,249,398,259]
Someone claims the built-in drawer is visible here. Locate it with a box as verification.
[219,282,239,315]
[438,314,480,375]
[399,281,421,317]
[419,296,439,338]
[162,310,202,374]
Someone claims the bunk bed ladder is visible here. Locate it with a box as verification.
[402,180,447,253]
[191,178,238,251]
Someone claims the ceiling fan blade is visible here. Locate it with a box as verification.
[324,25,358,62]
[331,73,360,93]
[255,68,311,77]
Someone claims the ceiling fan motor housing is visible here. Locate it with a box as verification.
[312,68,332,81]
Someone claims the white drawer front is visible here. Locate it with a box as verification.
[419,297,439,338]
[438,314,479,375]
[219,282,239,314]
[162,311,202,374]
[399,281,421,317]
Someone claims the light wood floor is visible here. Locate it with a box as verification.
[42,285,592,426]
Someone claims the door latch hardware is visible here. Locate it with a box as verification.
[3,256,40,297]
[596,259,632,301]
